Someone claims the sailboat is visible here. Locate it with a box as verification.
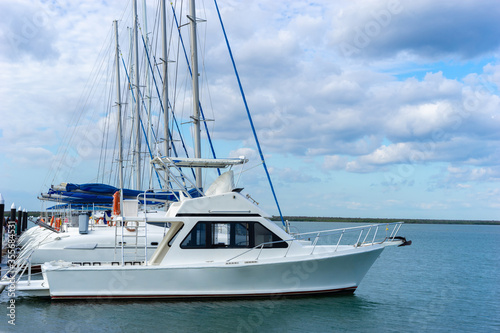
[2,0,410,299]
[3,0,185,271]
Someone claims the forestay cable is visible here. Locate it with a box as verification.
[213,0,286,227]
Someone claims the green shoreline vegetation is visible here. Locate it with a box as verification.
[271,216,500,225]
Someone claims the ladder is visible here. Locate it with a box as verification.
[114,217,148,265]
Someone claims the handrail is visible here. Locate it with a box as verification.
[150,157,203,199]
[291,222,403,239]
[0,248,37,284]
[226,222,405,263]
[225,239,294,263]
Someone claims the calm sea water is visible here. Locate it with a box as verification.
[1,222,499,332]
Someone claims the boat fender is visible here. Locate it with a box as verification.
[112,191,121,216]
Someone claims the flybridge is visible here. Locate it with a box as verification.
[38,182,202,208]
[40,157,247,208]
[151,156,248,168]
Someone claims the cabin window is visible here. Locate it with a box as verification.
[180,222,208,248]
[233,222,250,247]
[212,223,230,247]
[180,222,286,249]
[254,223,274,248]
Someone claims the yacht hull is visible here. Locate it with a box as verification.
[0,280,50,297]
[43,246,384,299]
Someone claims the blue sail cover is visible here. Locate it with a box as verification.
[42,183,201,209]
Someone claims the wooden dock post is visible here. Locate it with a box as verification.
[22,209,28,232]
[17,206,22,236]
[10,203,16,233]
[0,193,4,262]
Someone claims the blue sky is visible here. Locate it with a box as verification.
[0,0,499,220]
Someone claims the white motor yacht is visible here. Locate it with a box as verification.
[5,160,410,299]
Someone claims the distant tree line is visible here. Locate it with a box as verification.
[271,216,500,225]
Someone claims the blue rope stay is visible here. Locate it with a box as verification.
[171,4,221,176]
[213,0,286,227]
[140,33,165,140]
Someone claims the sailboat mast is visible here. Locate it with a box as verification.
[114,20,124,192]
[161,0,169,181]
[189,0,202,189]
[143,0,153,189]
[133,0,141,190]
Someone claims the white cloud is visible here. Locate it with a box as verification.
[229,147,257,161]
[323,155,349,170]
[446,165,500,183]
[330,0,500,60]
[0,0,498,220]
